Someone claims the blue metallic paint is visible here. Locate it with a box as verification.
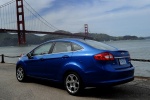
[16,38,134,87]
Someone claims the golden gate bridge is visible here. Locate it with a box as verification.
[0,0,89,45]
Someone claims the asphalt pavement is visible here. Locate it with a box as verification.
[0,63,150,100]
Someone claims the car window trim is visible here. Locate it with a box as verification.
[51,41,72,54]
[31,42,54,56]
[71,42,84,51]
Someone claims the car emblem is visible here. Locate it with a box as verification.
[121,52,125,55]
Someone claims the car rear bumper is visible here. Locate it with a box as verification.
[83,67,134,87]
[93,76,134,87]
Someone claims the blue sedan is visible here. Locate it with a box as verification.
[16,38,134,95]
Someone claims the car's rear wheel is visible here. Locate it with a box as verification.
[64,72,83,95]
[16,66,26,82]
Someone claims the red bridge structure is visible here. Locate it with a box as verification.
[0,0,89,45]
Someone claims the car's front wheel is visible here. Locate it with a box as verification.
[16,66,26,82]
[64,72,83,95]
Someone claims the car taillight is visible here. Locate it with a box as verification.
[94,52,114,61]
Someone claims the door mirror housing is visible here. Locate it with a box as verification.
[27,53,33,59]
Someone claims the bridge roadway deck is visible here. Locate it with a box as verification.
[0,63,150,100]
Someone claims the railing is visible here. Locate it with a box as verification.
[131,59,150,62]
[0,54,20,63]
[0,54,150,63]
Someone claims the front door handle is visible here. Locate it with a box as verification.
[40,58,44,61]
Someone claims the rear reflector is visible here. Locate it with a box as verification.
[94,52,114,61]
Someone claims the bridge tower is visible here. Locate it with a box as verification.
[84,24,88,36]
[16,0,26,45]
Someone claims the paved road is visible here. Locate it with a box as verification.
[0,63,150,100]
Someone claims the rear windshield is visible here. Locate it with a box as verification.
[81,39,117,50]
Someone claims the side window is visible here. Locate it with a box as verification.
[52,42,72,53]
[32,42,53,56]
[72,43,83,51]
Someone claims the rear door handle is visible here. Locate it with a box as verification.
[62,55,69,58]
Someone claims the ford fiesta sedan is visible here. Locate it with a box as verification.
[16,38,134,95]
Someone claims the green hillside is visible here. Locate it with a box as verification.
[0,32,144,46]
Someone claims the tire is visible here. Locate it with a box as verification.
[16,66,26,82]
[64,72,83,95]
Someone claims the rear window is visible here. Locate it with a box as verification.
[72,43,83,51]
[81,40,117,50]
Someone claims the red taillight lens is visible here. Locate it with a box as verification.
[94,52,114,61]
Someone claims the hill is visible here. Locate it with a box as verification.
[0,32,145,46]
[144,36,150,39]
[75,33,143,41]
[0,32,73,46]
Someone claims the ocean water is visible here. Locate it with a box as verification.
[0,39,150,77]
[105,39,150,77]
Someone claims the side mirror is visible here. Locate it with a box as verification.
[27,53,33,59]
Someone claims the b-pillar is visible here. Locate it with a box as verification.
[16,0,26,45]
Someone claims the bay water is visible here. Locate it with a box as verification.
[0,39,150,77]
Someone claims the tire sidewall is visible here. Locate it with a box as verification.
[16,66,26,82]
[64,72,83,95]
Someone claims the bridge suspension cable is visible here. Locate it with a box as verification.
[0,0,16,30]
[23,0,59,32]
[0,0,89,45]
[0,0,15,8]
[0,0,59,32]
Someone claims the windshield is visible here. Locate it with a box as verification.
[81,39,117,50]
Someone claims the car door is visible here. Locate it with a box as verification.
[25,42,53,78]
[44,41,73,80]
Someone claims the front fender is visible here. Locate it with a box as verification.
[16,60,28,73]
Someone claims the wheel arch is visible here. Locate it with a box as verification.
[63,70,81,80]
[60,63,86,85]
[16,61,27,73]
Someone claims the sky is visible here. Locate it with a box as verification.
[1,0,150,37]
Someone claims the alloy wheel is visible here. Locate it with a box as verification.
[16,66,25,82]
[65,73,80,95]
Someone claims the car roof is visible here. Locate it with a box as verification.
[46,38,84,43]
[45,38,117,51]
[43,38,92,49]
